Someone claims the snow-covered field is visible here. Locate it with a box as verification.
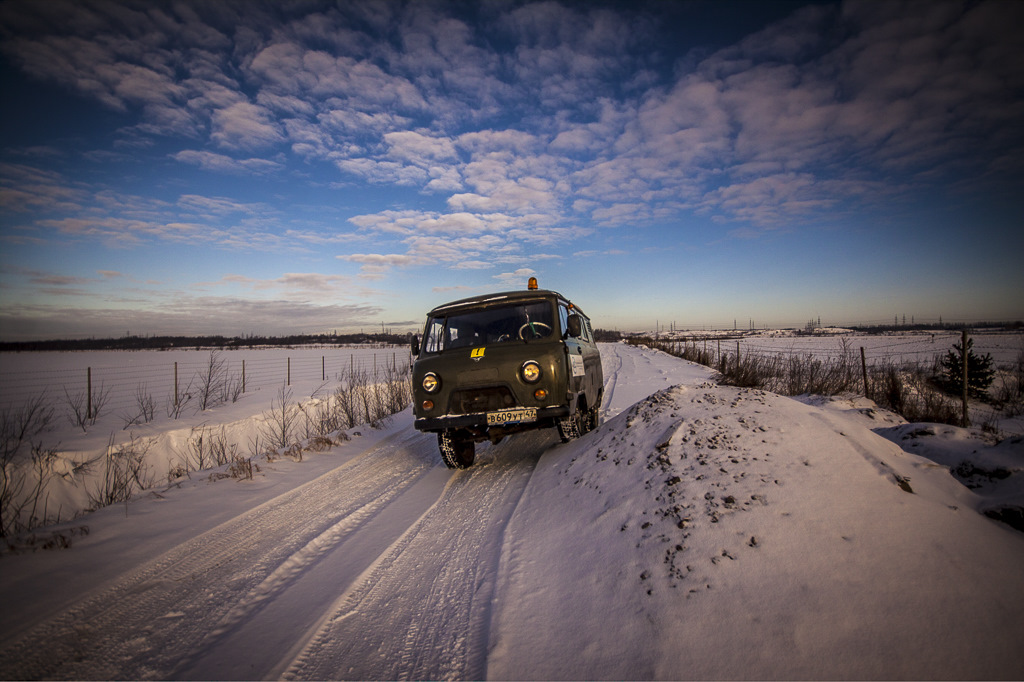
[1,342,1023,679]
[0,345,409,433]
[1,346,413,531]
[649,328,1022,369]
[649,329,1024,436]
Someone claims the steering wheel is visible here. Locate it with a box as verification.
[518,321,551,339]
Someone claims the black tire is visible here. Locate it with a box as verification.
[438,431,475,469]
[557,411,583,443]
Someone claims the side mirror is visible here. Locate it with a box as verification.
[411,335,420,356]
[566,314,583,338]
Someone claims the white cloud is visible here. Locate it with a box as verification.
[334,158,428,186]
[177,194,267,216]
[0,298,383,340]
[493,268,536,288]
[210,102,284,150]
[172,150,282,174]
[343,253,416,267]
[384,131,458,164]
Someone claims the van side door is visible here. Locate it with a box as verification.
[559,302,587,404]
[577,314,603,409]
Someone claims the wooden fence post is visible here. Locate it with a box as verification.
[287,357,291,386]
[860,347,869,399]
[242,359,246,393]
[174,362,179,407]
[87,367,92,420]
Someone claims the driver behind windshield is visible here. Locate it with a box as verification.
[435,301,553,350]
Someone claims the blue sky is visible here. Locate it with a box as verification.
[1,0,1022,340]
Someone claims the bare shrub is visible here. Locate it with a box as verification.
[196,351,227,411]
[122,384,156,429]
[2,444,63,538]
[631,336,965,427]
[359,371,376,426]
[716,352,780,389]
[259,386,298,451]
[296,384,338,440]
[381,360,412,417]
[228,454,258,480]
[246,432,271,462]
[224,371,245,404]
[1,395,65,538]
[166,375,195,419]
[88,434,154,510]
[0,456,28,538]
[4,525,90,554]
[64,382,111,431]
[167,462,188,483]
[283,443,304,462]
[1,392,55,458]
[333,370,362,430]
[990,345,1024,417]
[306,435,337,452]
[182,425,236,472]
[864,361,958,425]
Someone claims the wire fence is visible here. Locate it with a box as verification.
[657,332,1021,371]
[0,346,412,422]
[638,331,1024,430]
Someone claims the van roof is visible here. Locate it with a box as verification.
[427,289,588,318]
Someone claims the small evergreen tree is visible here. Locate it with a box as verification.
[939,337,994,398]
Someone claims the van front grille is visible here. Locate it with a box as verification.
[448,386,516,414]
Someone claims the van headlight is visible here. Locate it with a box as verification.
[422,373,441,393]
[521,361,542,383]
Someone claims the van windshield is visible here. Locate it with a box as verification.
[423,300,554,353]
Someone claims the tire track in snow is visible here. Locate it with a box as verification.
[600,341,624,418]
[282,430,557,681]
[0,429,437,681]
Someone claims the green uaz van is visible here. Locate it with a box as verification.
[412,279,603,468]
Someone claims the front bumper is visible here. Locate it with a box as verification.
[414,405,569,432]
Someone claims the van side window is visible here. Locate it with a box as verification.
[558,303,570,338]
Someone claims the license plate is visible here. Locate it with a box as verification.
[487,408,537,426]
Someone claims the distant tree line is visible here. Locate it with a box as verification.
[0,332,415,352]
[593,329,623,342]
[848,321,1022,334]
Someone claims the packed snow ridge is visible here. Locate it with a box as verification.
[1,343,1022,680]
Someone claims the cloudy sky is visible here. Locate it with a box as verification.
[1,0,1022,340]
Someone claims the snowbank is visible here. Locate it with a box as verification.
[490,378,1024,679]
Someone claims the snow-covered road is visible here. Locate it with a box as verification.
[2,343,1023,680]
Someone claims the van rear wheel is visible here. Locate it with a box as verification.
[438,431,475,469]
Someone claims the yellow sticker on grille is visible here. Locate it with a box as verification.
[471,347,485,358]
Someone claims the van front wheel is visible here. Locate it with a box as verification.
[557,411,583,442]
[438,431,475,469]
